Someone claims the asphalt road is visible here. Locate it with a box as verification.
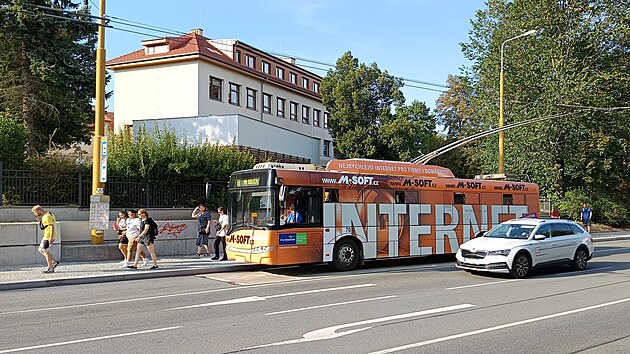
[1,239,629,354]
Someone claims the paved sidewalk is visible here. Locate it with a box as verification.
[1,231,628,291]
[0,256,259,291]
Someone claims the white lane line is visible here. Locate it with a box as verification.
[167,283,377,310]
[370,296,630,354]
[0,263,449,316]
[0,326,180,353]
[595,248,629,255]
[265,296,397,316]
[242,303,475,350]
[446,279,520,290]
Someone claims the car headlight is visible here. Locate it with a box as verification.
[487,249,511,256]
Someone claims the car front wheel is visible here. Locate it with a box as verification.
[511,253,531,278]
[572,247,589,271]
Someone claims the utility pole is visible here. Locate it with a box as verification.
[90,0,108,245]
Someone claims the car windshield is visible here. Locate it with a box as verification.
[485,223,535,239]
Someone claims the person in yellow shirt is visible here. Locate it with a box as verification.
[32,205,59,273]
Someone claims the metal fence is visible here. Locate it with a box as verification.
[0,162,227,208]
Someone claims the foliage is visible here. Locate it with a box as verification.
[0,111,28,168]
[107,126,256,182]
[452,0,630,224]
[0,0,98,155]
[321,51,437,161]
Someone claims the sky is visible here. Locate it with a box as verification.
[99,0,487,111]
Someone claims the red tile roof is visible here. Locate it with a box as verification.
[106,32,321,99]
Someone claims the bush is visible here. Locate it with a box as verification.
[554,189,630,227]
[108,126,255,181]
[0,112,28,168]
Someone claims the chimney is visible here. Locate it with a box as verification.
[191,28,203,36]
[282,57,296,65]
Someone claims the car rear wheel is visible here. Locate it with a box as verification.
[511,253,531,278]
[571,247,589,271]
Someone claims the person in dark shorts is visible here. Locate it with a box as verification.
[581,202,593,233]
[128,209,159,269]
[114,210,129,265]
[212,206,230,261]
[32,205,59,273]
[192,204,212,257]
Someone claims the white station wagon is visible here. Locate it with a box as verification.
[456,218,594,278]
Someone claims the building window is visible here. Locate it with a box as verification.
[302,77,309,89]
[302,105,310,124]
[209,76,222,101]
[229,82,240,106]
[313,82,320,93]
[313,109,321,127]
[324,112,329,129]
[263,93,272,114]
[246,54,255,69]
[277,97,286,118]
[234,49,241,63]
[289,72,297,85]
[262,61,270,74]
[323,140,331,157]
[276,67,285,80]
[246,88,257,110]
[290,101,298,121]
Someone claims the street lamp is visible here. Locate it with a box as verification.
[498,29,538,174]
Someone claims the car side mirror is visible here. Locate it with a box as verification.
[474,231,486,238]
[534,234,546,240]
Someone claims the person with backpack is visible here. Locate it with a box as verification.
[128,209,159,269]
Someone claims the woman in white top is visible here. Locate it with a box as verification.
[115,210,129,264]
[212,206,230,261]
[121,209,143,267]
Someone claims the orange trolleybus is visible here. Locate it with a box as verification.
[226,159,539,271]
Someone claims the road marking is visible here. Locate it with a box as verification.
[0,326,179,353]
[242,304,475,350]
[370,296,630,353]
[446,279,520,290]
[265,295,397,316]
[595,248,629,255]
[0,263,450,316]
[167,283,377,310]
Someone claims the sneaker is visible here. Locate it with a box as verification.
[127,265,137,269]
[52,261,60,269]
[43,267,54,274]
[141,258,148,267]
[119,260,127,265]
[150,265,159,270]
[119,261,129,268]
[210,256,219,260]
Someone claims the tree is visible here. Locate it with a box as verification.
[0,111,28,168]
[0,0,97,155]
[458,0,630,225]
[321,51,437,161]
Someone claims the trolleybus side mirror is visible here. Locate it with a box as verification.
[279,185,287,202]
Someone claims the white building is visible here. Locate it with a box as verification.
[106,29,333,164]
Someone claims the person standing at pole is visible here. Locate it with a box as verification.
[121,209,142,268]
[211,206,230,261]
[581,202,593,233]
[32,205,59,274]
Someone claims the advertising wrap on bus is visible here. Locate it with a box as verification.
[226,159,539,271]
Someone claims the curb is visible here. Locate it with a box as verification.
[593,235,630,242]
[0,263,260,291]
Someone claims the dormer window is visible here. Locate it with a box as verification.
[145,45,170,55]
[246,55,256,69]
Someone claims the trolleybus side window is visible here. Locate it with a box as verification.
[324,189,339,203]
[281,186,322,227]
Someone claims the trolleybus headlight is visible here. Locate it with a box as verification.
[252,246,275,254]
